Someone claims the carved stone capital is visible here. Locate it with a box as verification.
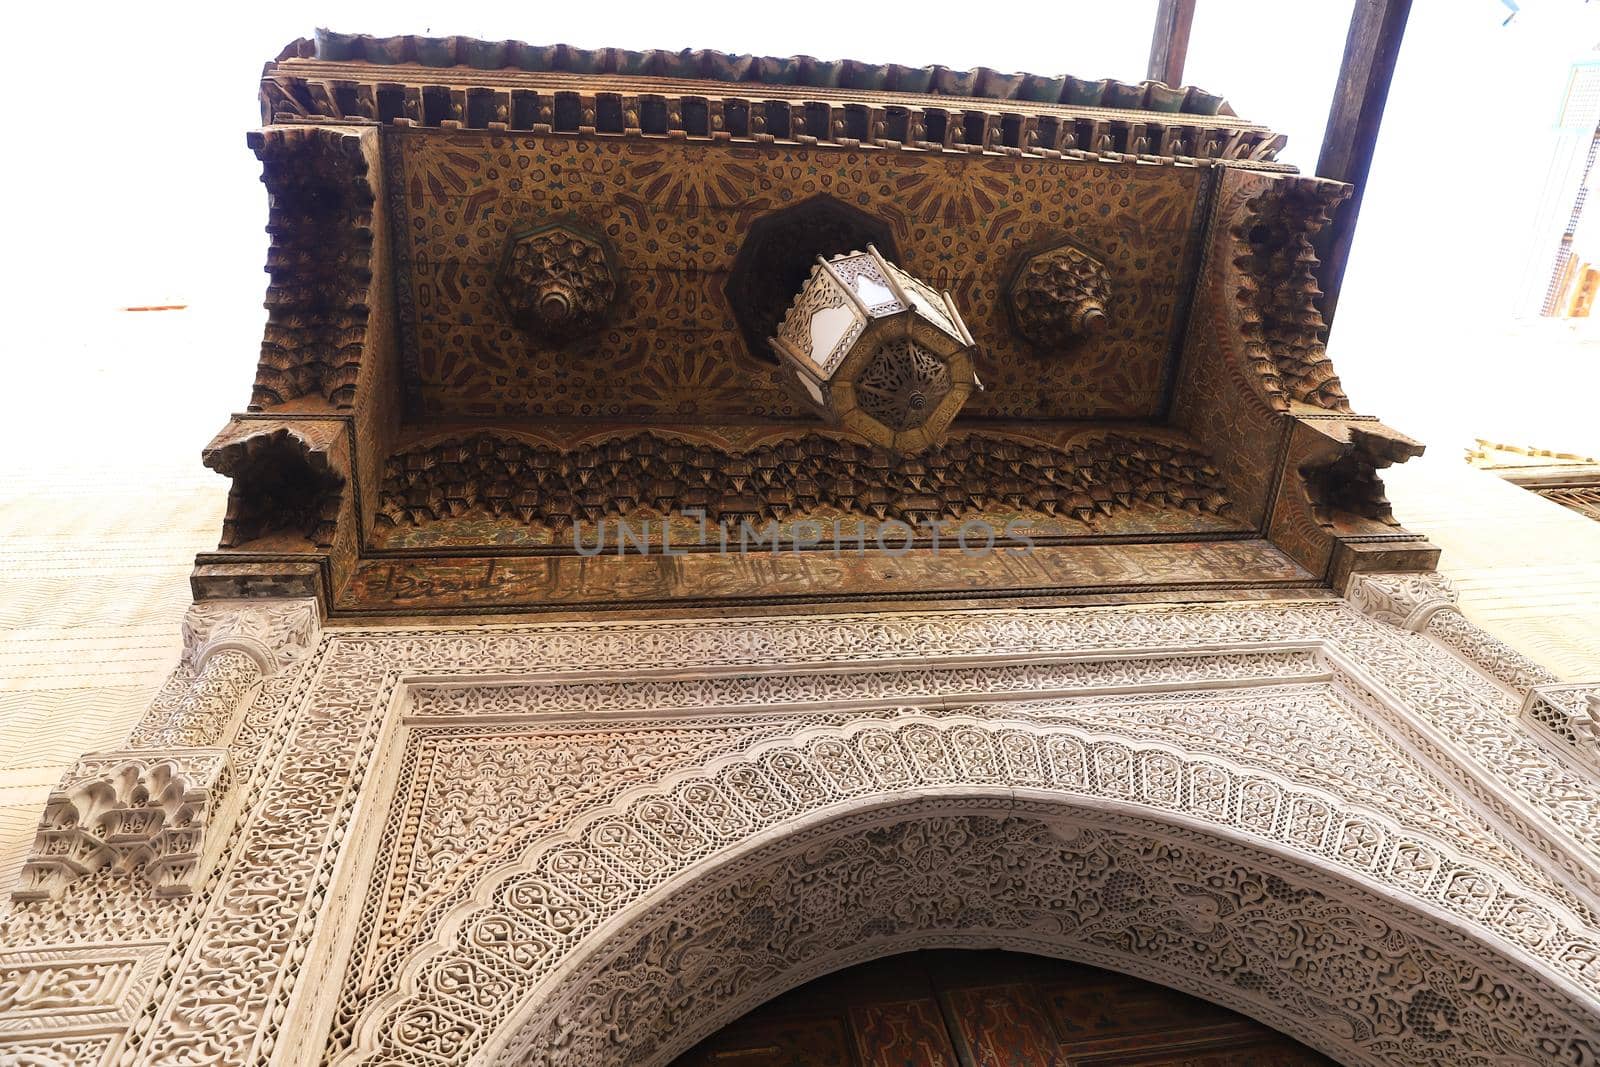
[1344,570,1458,631]
[1521,684,1600,773]
[14,749,234,901]
[181,597,320,676]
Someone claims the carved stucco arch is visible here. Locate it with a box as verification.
[338,714,1600,1067]
[492,800,1600,1067]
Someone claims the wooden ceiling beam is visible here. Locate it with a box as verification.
[1146,0,1197,87]
[1316,0,1413,326]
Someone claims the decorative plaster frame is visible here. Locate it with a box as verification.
[2,586,1598,1066]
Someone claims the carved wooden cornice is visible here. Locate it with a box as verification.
[375,430,1233,532]
[189,42,1445,611]
[285,31,1240,114]
[260,32,1290,169]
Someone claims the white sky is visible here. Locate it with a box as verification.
[2,0,1596,480]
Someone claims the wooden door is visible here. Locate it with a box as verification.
[672,950,1334,1066]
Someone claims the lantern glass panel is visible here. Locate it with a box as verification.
[894,268,961,339]
[854,273,895,309]
[808,302,858,370]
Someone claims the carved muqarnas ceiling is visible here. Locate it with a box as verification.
[373,429,1234,547]
[386,131,1206,421]
[1234,177,1349,412]
[252,127,375,409]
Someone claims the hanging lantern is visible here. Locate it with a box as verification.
[769,246,980,453]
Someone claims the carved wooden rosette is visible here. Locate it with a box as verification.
[771,248,978,453]
[495,222,617,342]
[1007,243,1113,349]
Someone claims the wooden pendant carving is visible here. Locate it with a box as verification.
[495,223,617,341]
[1008,243,1113,349]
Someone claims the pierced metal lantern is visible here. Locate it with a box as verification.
[770,246,980,453]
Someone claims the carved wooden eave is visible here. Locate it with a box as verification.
[196,31,1437,617]
[261,31,1290,168]
[279,32,1242,112]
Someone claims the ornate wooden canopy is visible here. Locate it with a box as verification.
[196,30,1437,617]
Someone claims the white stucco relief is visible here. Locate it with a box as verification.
[1,585,1598,1067]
